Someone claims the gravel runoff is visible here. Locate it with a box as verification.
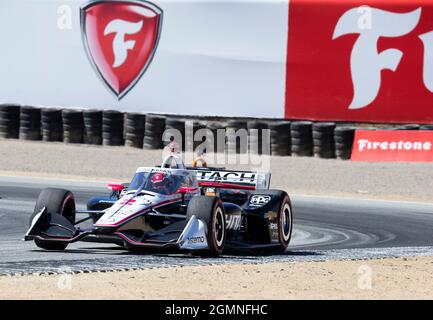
[1,246,433,277]
[0,139,432,202]
[2,253,433,299]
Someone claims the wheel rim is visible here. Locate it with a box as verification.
[281,203,292,242]
[214,207,225,248]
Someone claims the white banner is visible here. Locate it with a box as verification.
[0,0,288,118]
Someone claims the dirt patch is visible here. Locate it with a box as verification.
[1,256,433,299]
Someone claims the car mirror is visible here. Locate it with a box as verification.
[108,183,125,191]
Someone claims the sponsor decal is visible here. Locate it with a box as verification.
[250,195,271,206]
[197,171,256,184]
[225,214,242,231]
[268,223,278,231]
[136,167,172,174]
[80,0,162,99]
[286,1,433,123]
[351,130,433,162]
[187,236,205,244]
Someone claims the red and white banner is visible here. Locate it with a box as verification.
[2,1,433,123]
[286,0,433,123]
[351,130,433,162]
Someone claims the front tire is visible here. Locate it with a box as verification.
[30,188,76,251]
[186,196,226,256]
[277,195,293,253]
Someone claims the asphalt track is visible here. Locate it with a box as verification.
[1,176,433,275]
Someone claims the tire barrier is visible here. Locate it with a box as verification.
[194,121,208,153]
[83,109,102,145]
[0,104,20,139]
[312,122,336,159]
[125,113,146,148]
[41,108,63,142]
[226,119,248,154]
[19,106,41,141]
[143,114,165,150]
[247,121,269,154]
[334,126,356,160]
[420,124,433,130]
[102,110,124,146]
[3,103,433,160]
[184,120,206,153]
[291,121,313,157]
[269,121,291,156]
[397,124,420,130]
[206,121,227,154]
[164,118,186,150]
[62,109,84,144]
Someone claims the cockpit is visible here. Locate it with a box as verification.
[128,170,195,195]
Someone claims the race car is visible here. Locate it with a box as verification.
[24,154,293,255]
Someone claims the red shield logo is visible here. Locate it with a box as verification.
[81,0,162,99]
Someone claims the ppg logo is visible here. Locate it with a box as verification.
[250,195,271,206]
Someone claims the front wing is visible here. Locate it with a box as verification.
[24,207,210,251]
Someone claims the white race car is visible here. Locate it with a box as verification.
[25,154,293,256]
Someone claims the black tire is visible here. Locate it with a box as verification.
[102,110,124,146]
[397,124,420,130]
[30,188,76,251]
[291,145,313,157]
[276,194,293,253]
[312,122,336,133]
[291,121,313,134]
[165,118,186,150]
[62,110,84,144]
[41,109,63,142]
[227,119,248,130]
[186,196,226,256]
[420,124,433,130]
[0,104,20,139]
[271,144,291,156]
[248,189,293,253]
[143,115,166,149]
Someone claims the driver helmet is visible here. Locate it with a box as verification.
[151,172,167,187]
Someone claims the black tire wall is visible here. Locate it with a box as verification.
[125,113,146,148]
[41,108,63,142]
[143,114,166,149]
[334,126,355,160]
[291,121,313,157]
[269,121,291,156]
[83,109,103,145]
[226,119,248,154]
[312,122,336,159]
[20,106,41,141]
[62,109,84,144]
[102,110,124,146]
[0,104,20,139]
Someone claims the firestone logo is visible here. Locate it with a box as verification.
[357,139,432,152]
[80,0,163,99]
[334,6,433,110]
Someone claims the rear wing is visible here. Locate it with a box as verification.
[192,168,271,190]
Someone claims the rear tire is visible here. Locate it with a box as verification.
[30,188,76,251]
[186,196,226,256]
